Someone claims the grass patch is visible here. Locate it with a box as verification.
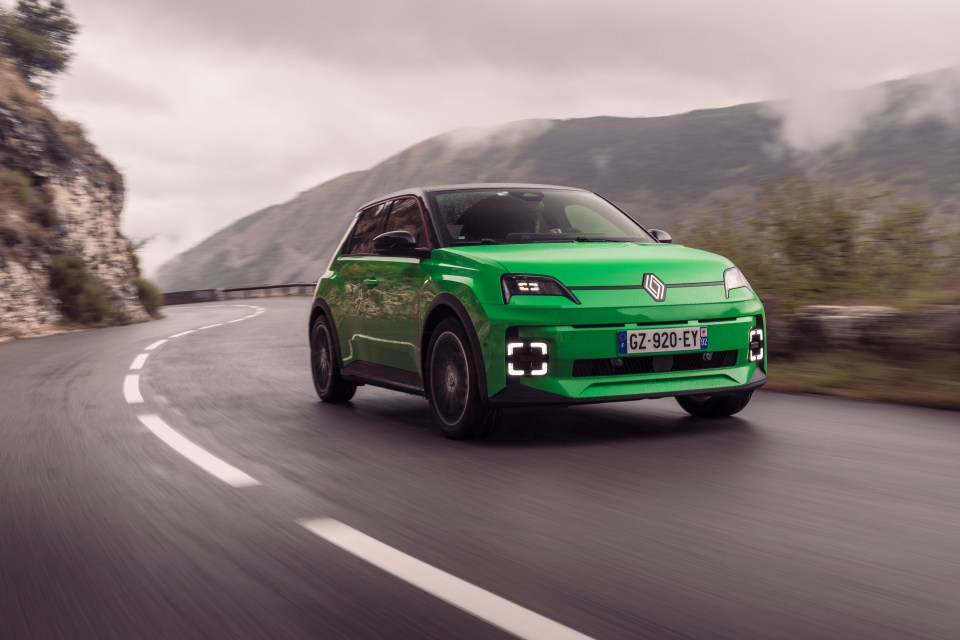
[767,353,960,410]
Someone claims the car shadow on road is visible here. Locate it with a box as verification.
[483,403,756,448]
[308,394,758,449]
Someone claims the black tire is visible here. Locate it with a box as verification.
[311,316,356,403]
[426,318,498,439]
[676,390,753,418]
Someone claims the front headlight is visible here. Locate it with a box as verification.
[501,275,580,304]
[723,267,751,298]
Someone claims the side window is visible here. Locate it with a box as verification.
[343,203,386,255]
[383,198,428,247]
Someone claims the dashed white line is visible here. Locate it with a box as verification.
[123,374,144,404]
[129,305,267,488]
[138,414,260,488]
[299,519,593,640]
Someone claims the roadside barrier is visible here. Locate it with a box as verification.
[162,283,314,306]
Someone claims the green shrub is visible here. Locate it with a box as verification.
[135,276,163,317]
[0,167,33,208]
[48,254,113,324]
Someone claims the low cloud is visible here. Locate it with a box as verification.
[438,120,554,152]
[764,67,960,155]
[764,84,891,153]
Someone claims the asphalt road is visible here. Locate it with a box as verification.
[1,297,958,640]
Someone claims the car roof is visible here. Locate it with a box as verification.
[358,183,586,211]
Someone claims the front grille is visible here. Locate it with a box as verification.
[572,350,738,378]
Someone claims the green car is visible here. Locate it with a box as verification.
[309,184,766,438]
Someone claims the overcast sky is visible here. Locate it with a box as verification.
[33,0,960,275]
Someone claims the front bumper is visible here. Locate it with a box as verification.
[489,367,767,405]
[477,295,767,405]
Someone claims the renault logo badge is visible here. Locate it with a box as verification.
[642,273,666,302]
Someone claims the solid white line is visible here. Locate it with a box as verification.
[123,374,144,404]
[227,318,246,324]
[137,414,259,488]
[169,330,196,338]
[130,353,149,370]
[299,519,593,640]
[198,323,223,330]
[145,339,168,351]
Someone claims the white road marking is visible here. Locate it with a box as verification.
[123,374,144,404]
[299,519,593,640]
[198,324,223,330]
[145,339,168,351]
[137,414,260,488]
[227,318,246,324]
[169,330,196,338]
[130,353,149,370]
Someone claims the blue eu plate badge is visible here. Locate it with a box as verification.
[699,327,709,349]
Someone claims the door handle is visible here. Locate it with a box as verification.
[363,278,379,288]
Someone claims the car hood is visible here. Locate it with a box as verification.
[446,242,734,287]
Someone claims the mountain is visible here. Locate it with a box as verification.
[156,69,960,291]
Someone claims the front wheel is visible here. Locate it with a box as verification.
[676,390,753,418]
[311,316,356,403]
[426,319,498,439]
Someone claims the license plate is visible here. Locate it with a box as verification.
[617,327,707,354]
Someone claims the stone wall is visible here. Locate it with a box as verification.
[776,305,960,358]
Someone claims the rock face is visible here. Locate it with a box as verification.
[0,64,146,333]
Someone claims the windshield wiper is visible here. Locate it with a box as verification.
[574,236,631,242]
[450,238,501,246]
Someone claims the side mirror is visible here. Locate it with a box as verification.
[373,230,429,257]
[649,229,672,244]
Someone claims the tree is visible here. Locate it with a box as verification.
[0,0,78,93]
[677,172,952,312]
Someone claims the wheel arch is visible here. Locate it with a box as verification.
[422,293,489,400]
[309,298,346,366]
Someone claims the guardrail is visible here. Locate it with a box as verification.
[162,283,315,306]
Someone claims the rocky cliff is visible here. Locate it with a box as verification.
[0,62,146,335]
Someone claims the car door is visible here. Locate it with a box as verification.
[334,202,387,364]
[360,197,431,375]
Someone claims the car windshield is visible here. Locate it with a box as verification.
[427,188,656,246]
